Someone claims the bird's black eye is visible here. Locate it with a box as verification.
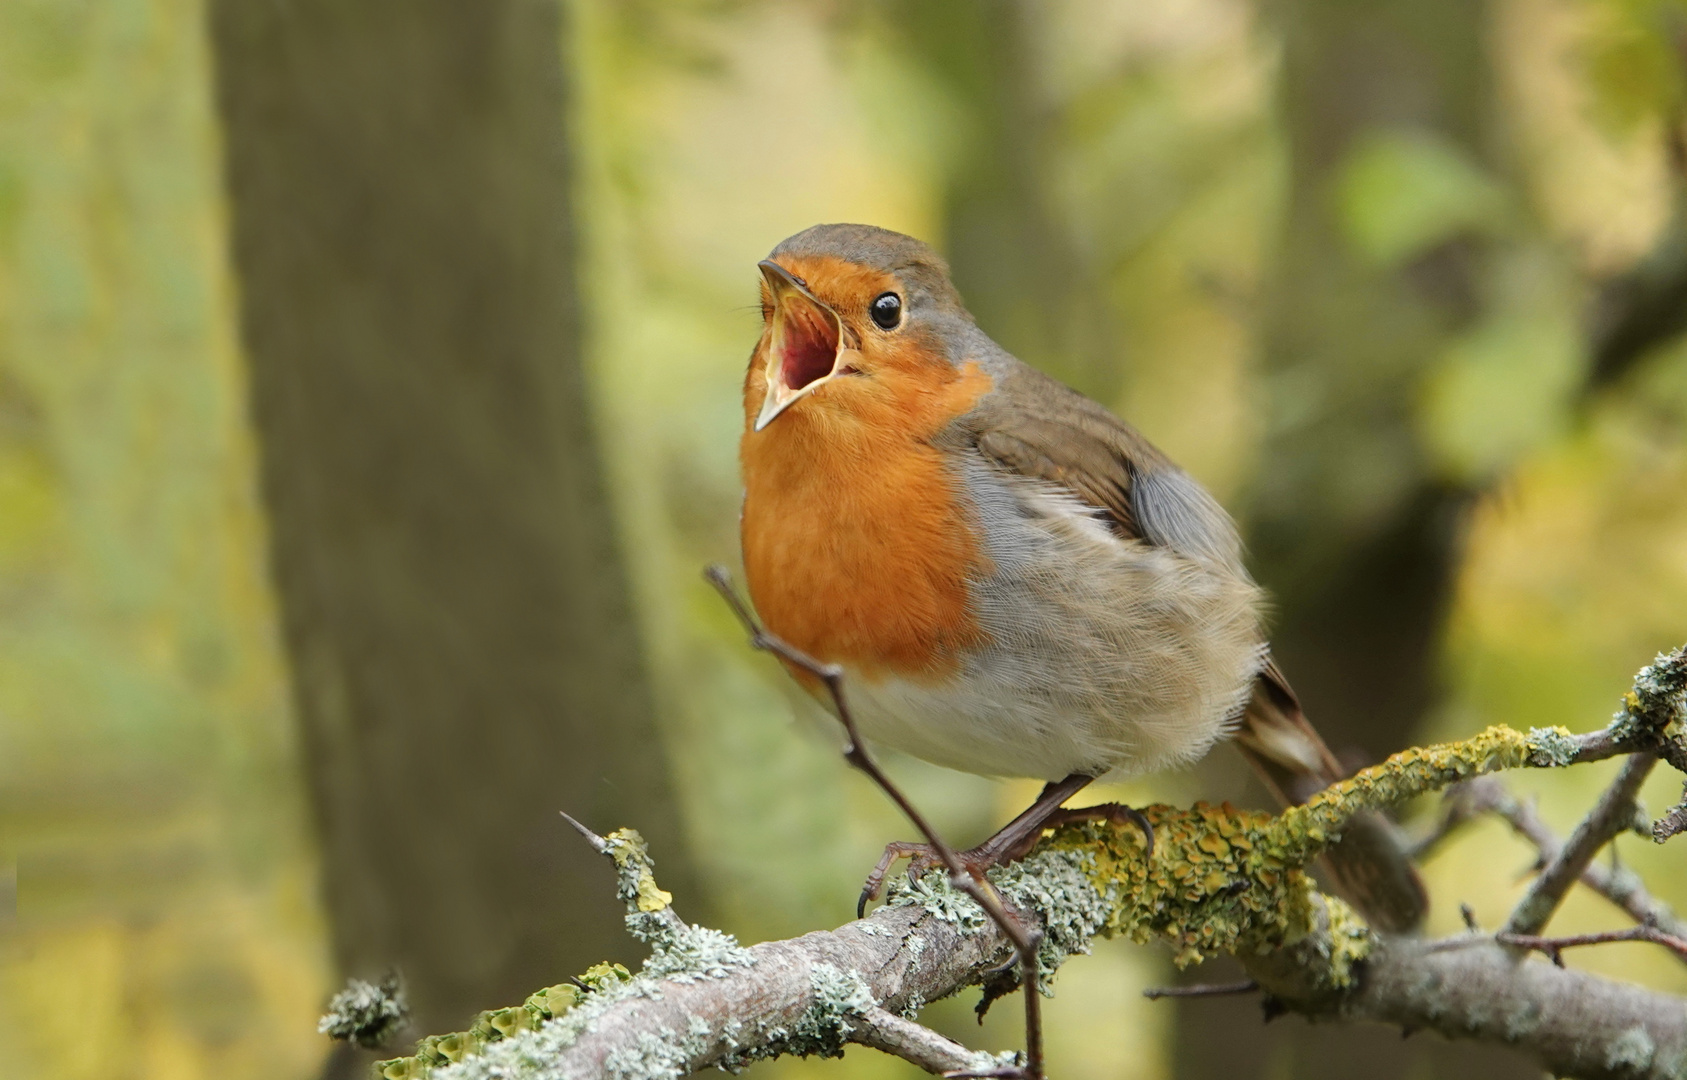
[870,292,902,330]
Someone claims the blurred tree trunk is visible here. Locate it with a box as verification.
[901,0,1121,405]
[1242,0,1486,769]
[206,1,693,1072]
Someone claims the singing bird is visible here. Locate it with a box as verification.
[738,223,1423,930]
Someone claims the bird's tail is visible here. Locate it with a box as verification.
[1232,660,1428,933]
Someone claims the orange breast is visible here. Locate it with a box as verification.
[740,361,996,683]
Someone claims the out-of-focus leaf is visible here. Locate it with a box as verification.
[1335,129,1509,266]
[1580,0,1687,133]
[1419,312,1582,481]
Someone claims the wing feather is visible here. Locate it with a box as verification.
[956,361,1240,567]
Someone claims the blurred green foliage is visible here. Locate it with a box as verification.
[4,0,1687,1078]
[0,1,328,1078]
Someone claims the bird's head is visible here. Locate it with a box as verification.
[744,224,977,434]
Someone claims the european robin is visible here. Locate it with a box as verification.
[739,223,1425,931]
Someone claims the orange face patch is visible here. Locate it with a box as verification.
[740,254,996,683]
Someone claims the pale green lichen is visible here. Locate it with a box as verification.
[889,870,992,932]
[713,961,883,1071]
[1612,648,1687,746]
[786,962,878,1058]
[884,843,1116,987]
[603,1029,703,1080]
[379,830,749,1080]
[1606,1024,1657,1072]
[320,974,408,1049]
[1525,726,1579,768]
[1500,997,1544,1042]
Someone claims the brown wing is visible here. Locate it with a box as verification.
[956,361,1241,566]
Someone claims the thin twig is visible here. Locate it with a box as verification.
[849,1006,1005,1076]
[1655,782,1687,842]
[1497,925,1687,967]
[1505,753,1660,936]
[1142,980,1259,1001]
[1416,776,1687,955]
[706,565,1046,1080]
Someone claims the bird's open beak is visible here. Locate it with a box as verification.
[754,260,859,431]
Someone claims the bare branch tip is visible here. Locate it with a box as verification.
[558,811,609,853]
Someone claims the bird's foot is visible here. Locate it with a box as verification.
[1040,802,1155,857]
[858,841,968,917]
[856,801,1152,918]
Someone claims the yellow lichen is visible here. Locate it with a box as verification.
[605,828,674,912]
[1321,896,1374,989]
[373,980,587,1079]
[1034,724,1562,969]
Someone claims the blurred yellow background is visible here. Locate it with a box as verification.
[4,1,1687,1078]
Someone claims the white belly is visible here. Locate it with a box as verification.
[842,465,1264,782]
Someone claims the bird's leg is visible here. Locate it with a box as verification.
[706,565,1050,1080]
[858,774,1098,916]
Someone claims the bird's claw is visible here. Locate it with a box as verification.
[858,841,954,918]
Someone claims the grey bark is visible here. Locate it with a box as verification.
[437,892,1687,1080]
[205,0,693,1058]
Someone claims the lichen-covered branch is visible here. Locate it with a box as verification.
[348,648,1687,1080]
[1656,782,1687,843]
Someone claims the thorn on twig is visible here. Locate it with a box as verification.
[559,811,610,854]
[1460,903,1480,932]
[1259,996,1287,1024]
[1142,980,1259,1001]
